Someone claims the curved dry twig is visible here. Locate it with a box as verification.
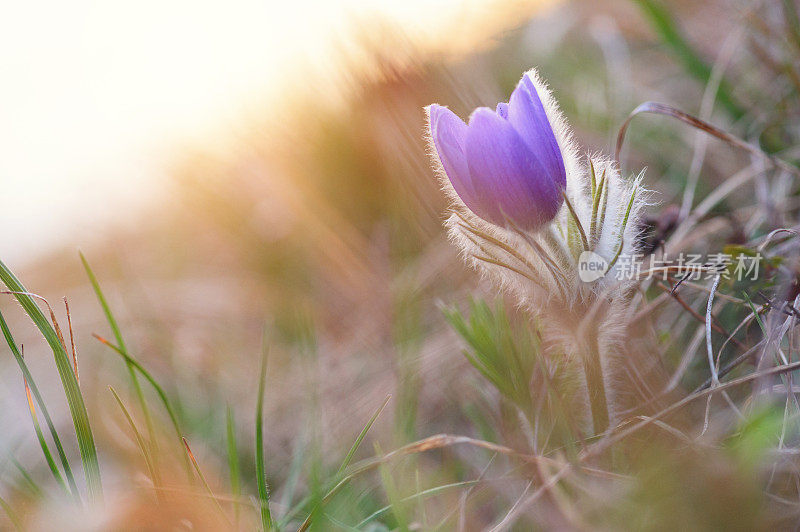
[615,102,800,177]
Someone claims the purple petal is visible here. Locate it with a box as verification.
[507,73,566,190]
[495,102,509,119]
[464,108,563,230]
[428,104,476,205]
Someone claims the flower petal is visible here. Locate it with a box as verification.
[428,104,475,205]
[464,108,563,229]
[507,73,566,190]
[495,102,509,119]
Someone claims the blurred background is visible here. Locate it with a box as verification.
[2,0,800,528]
[0,0,548,264]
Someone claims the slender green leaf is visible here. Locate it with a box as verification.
[182,437,230,525]
[23,375,69,495]
[356,480,478,528]
[0,309,79,501]
[11,458,44,499]
[108,387,161,494]
[337,395,391,476]
[255,347,273,531]
[0,494,23,531]
[374,442,409,532]
[80,253,156,451]
[225,406,241,525]
[0,260,102,504]
[293,395,392,531]
[277,436,306,516]
[93,335,192,479]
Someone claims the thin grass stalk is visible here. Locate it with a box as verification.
[337,395,391,475]
[0,260,102,504]
[108,387,162,498]
[182,437,231,525]
[64,299,79,383]
[23,372,69,495]
[80,253,156,455]
[93,334,193,480]
[0,495,23,532]
[0,310,79,501]
[277,437,306,520]
[225,407,242,526]
[12,459,44,499]
[374,442,411,532]
[255,347,273,531]
[290,433,613,531]
[296,395,392,531]
[580,325,610,435]
[615,101,798,176]
[493,361,800,529]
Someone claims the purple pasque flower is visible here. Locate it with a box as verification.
[428,72,567,231]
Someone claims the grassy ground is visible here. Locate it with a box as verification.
[2,0,800,529]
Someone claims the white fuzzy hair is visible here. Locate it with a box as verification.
[427,69,648,310]
[427,69,651,426]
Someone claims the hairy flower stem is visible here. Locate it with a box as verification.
[580,327,610,435]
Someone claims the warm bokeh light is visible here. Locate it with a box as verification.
[0,0,556,264]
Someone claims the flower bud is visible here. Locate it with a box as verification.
[428,72,567,231]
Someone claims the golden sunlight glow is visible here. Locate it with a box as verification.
[0,0,556,263]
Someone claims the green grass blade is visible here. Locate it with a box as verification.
[742,292,766,334]
[11,458,44,499]
[323,514,361,531]
[277,436,306,516]
[255,347,273,531]
[356,480,478,528]
[225,406,242,525]
[337,395,391,476]
[93,335,193,479]
[0,494,23,531]
[0,260,102,504]
[108,386,161,494]
[0,309,79,501]
[23,375,69,496]
[374,442,410,532]
[80,253,156,451]
[294,396,392,531]
[182,437,231,525]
